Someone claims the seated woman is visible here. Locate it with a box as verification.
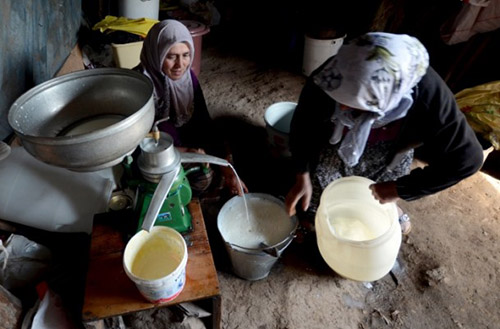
[136,19,247,196]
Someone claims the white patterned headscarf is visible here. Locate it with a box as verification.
[138,20,195,127]
[313,32,429,167]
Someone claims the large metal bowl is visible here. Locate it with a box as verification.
[8,68,155,171]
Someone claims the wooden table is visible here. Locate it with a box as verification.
[82,199,221,329]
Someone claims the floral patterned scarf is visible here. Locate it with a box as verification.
[313,32,429,167]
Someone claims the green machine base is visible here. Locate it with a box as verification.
[134,167,194,233]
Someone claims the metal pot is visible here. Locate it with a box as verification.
[8,68,155,171]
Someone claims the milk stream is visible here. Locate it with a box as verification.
[228,164,250,225]
[219,197,294,249]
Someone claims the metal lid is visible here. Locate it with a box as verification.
[138,132,181,182]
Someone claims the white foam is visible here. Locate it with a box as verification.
[219,197,294,249]
[329,217,379,241]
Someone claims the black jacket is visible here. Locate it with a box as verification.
[289,66,484,201]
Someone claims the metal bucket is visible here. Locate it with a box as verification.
[217,193,298,281]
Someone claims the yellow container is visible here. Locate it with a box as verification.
[112,41,144,69]
[123,226,188,303]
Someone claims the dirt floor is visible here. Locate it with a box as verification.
[195,39,500,329]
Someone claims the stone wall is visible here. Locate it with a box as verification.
[0,0,81,140]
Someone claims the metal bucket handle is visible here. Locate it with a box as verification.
[225,226,297,259]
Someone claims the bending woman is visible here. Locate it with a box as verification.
[284,32,483,234]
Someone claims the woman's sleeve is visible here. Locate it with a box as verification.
[289,79,335,173]
[395,69,484,200]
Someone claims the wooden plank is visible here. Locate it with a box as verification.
[82,199,220,322]
[88,220,126,259]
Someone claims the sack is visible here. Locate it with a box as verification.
[0,234,51,291]
[441,0,500,45]
[455,81,500,149]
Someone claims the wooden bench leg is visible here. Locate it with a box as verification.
[212,295,222,329]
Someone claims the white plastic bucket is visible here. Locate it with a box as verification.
[217,193,298,280]
[264,102,297,158]
[123,226,188,303]
[119,0,159,20]
[315,176,401,282]
[302,34,345,76]
[111,41,144,69]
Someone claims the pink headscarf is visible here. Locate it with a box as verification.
[138,20,195,127]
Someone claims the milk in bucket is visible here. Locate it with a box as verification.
[218,193,297,280]
[123,226,188,303]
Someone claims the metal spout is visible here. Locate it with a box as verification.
[180,152,230,167]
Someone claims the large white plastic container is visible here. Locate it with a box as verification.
[119,0,159,20]
[123,226,188,303]
[302,34,345,76]
[315,176,401,282]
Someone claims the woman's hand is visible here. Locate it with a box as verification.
[221,166,248,196]
[369,181,400,204]
[285,172,312,216]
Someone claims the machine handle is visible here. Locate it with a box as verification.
[141,165,180,232]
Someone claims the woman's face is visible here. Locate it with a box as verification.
[162,42,191,80]
[339,103,365,112]
[339,104,350,111]
[339,103,366,118]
